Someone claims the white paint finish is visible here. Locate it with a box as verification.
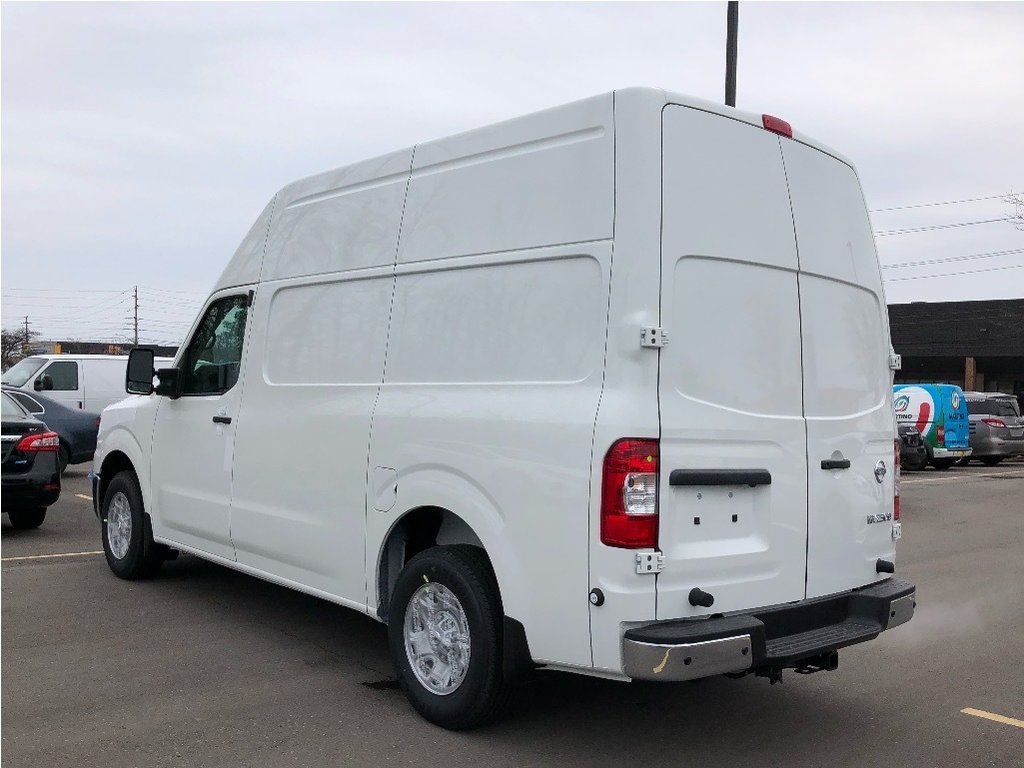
[656,105,808,618]
[586,87,664,672]
[149,288,255,560]
[386,254,603,384]
[263,275,393,385]
[262,149,413,281]
[783,138,897,598]
[367,241,612,665]
[215,197,277,291]
[398,94,613,264]
[228,269,393,603]
[371,467,397,512]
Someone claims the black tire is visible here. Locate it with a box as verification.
[101,470,166,580]
[387,545,512,730]
[57,444,70,475]
[931,458,955,470]
[8,507,46,529]
[981,457,1002,467]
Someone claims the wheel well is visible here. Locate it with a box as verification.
[377,506,487,621]
[98,451,136,510]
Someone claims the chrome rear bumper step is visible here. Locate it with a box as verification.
[622,578,915,681]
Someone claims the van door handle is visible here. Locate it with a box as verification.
[821,459,851,470]
[212,415,232,425]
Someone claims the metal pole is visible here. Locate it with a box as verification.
[134,285,139,346]
[725,1,739,107]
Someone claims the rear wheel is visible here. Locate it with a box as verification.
[980,457,1003,467]
[8,507,46,529]
[101,471,166,579]
[387,545,512,730]
[931,458,955,470]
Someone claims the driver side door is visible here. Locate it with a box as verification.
[150,290,252,559]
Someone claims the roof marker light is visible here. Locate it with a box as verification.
[762,114,793,138]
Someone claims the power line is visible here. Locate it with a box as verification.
[881,247,1024,270]
[884,263,1024,282]
[870,192,1014,213]
[874,217,1017,237]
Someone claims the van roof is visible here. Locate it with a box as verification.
[276,87,854,211]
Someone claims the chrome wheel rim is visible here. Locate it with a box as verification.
[107,492,132,560]
[403,582,471,695]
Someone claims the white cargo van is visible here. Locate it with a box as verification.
[3,354,172,412]
[93,88,914,729]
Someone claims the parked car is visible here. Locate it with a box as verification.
[93,87,914,729]
[1,391,61,529]
[897,424,928,471]
[961,392,1024,466]
[2,387,100,473]
[2,353,173,413]
[893,383,971,469]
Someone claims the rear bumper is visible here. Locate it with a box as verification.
[622,578,915,682]
[970,434,1024,459]
[932,446,971,458]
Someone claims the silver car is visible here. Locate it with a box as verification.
[962,392,1024,466]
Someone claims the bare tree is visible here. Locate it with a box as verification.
[1,326,39,371]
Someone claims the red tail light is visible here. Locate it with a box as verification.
[601,439,659,548]
[893,438,901,522]
[15,431,60,453]
[981,418,1007,428]
[762,114,793,138]
[936,423,945,445]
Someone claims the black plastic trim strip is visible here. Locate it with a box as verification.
[669,469,772,487]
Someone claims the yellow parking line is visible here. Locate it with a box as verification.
[75,494,93,501]
[961,707,1024,729]
[2,550,103,563]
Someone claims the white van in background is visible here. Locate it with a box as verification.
[2,354,173,412]
[93,87,915,729]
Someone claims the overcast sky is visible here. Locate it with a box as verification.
[2,1,1023,343]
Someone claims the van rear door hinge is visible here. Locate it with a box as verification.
[641,327,668,348]
[635,551,664,574]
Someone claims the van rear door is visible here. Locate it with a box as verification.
[781,139,896,599]
[656,106,809,618]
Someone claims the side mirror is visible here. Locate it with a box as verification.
[155,368,182,399]
[126,348,155,395]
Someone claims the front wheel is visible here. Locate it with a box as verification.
[101,471,166,580]
[8,507,46,529]
[387,545,512,730]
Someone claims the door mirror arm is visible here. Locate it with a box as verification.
[155,368,182,399]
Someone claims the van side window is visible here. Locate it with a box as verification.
[44,360,79,391]
[180,295,249,396]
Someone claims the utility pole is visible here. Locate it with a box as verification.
[725,1,739,107]
[23,316,30,354]
[133,285,139,346]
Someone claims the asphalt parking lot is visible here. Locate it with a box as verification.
[3,463,1022,767]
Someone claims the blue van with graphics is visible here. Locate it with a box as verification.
[893,384,972,469]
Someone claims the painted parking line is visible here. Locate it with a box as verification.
[1,550,103,563]
[75,494,93,501]
[961,707,1024,729]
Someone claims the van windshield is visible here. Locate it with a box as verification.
[1,357,46,387]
